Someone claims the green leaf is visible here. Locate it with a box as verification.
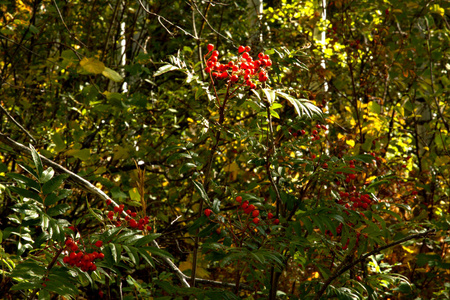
[276,91,323,119]
[66,149,91,161]
[134,233,162,247]
[262,88,276,104]
[47,203,71,217]
[102,67,123,82]
[192,180,211,206]
[40,167,54,183]
[154,64,179,77]
[80,57,105,74]
[6,173,40,191]
[141,246,174,260]
[123,245,140,265]
[138,248,155,268]
[30,144,44,179]
[42,174,68,195]
[110,243,118,263]
[8,186,42,202]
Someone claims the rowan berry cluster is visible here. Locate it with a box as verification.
[62,238,104,272]
[235,195,279,225]
[105,200,152,231]
[204,44,272,88]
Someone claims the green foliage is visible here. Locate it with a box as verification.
[0,0,449,299]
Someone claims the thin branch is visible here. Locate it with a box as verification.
[0,104,36,143]
[190,0,235,45]
[52,0,88,52]
[313,229,436,300]
[137,0,198,40]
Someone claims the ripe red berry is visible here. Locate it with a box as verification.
[245,46,251,52]
[238,46,245,53]
[106,199,112,205]
[267,212,274,219]
[98,252,105,259]
[204,209,212,217]
[95,240,103,248]
[273,219,280,225]
[236,196,242,203]
[207,44,214,52]
[356,275,362,281]
[253,217,260,224]
[131,212,137,218]
[212,50,219,57]
[252,210,260,217]
[146,225,152,231]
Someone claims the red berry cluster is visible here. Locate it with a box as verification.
[339,191,372,210]
[204,44,272,88]
[105,201,152,231]
[236,196,279,225]
[62,238,104,272]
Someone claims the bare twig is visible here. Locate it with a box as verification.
[137,0,198,40]
[0,104,36,143]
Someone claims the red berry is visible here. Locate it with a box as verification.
[252,210,260,217]
[273,219,280,225]
[245,46,251,52]
[99,290,104,298]
[236,196,243,203]
[95,240,103,248]
[238,46,245,53]
[98,253,105,259]
[356,275,362,281]
[131,212,137,218]
[212,50,219,57]
[129,219,138,228]
[253,217,260,224]
[146,225,152,231]
[207,44,214,51]
[204,209,212,217]
[106,199,112,205]
[268,212,274,219]
[65,238,73,246]
[68,226,76,232]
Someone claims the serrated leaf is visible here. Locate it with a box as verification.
[102,67,123,82]
[80,57,105,74]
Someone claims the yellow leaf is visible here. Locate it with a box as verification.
[102,67,123,82]
[80,57,105,74]
[346,139,355,147]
